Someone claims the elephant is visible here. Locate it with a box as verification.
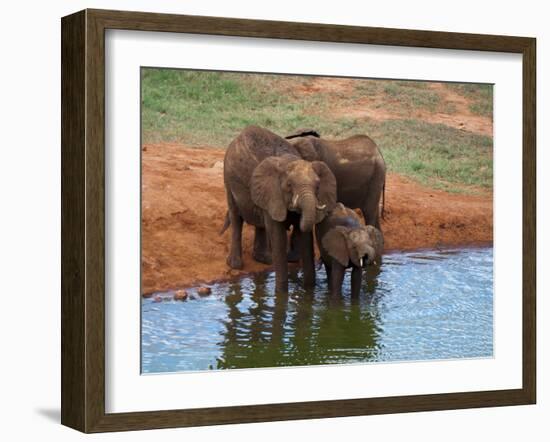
[284,128,386,262]
[222,125,337,292]
[285,128,386,228]
[316,203,384,297]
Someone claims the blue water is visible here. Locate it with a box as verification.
[141,247,493,373]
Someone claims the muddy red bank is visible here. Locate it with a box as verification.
[141,144,493,295]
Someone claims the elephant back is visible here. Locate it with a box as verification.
[324,203,363,229]
[320,135,380,164]
[286,130,382,165]
[225,125,300,186]
[234,125,299,164]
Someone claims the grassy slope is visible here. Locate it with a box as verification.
[447,83,493,117]
[142,69,493,192]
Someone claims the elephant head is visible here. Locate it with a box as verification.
[250,154,337,232]
[322,224,383,267]
[285,129,321,162]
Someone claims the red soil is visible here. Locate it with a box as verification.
[141,144,492,295]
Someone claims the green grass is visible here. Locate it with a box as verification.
[353,79,444,114]
[141,69,327,146]
[363,119,493,190]
[142,68,493,192]
[382,81,442,112]
[446,83,493,117]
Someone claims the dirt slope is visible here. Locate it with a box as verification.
[292,78,492,137]
[141,144,492,295]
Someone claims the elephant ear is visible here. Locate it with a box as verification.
[322,226,350,267]
[312,161,337,213]
[251,156,288,222]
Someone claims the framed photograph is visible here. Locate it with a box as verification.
[61,9,536,433]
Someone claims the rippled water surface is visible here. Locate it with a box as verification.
[142,247,493,373]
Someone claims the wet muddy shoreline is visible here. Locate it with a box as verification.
[142,242,493,297]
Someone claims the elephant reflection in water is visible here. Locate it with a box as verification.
[216,273,292,369]
[215,267,383,370]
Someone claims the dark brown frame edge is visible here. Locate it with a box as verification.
[61,8,536,433]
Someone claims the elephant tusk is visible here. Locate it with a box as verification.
[316,203,326,210]
[360,258,363,267]
[292,194,299,208]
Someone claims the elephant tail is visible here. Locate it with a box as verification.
[376,146,387,221]
[219,211,231,235]
[381,179,386,220]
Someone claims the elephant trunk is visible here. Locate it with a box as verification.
[298,189,316,232]
[363,245,376,266]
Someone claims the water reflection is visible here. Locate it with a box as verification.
[142,247,493,373]
[216,271,382,369]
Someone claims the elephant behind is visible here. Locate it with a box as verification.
[222,125,337,292]
[285,129,386,229]
[316,203,384,297]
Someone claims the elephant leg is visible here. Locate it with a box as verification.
[265,215,288,293]
[330,260,345,297]
[226,193,243,269]
[287,226,301,262]
[361,201,380,231]
[253,226,272,265]
[351,266,362,297]
[323,261,332,283]
[362,168,385,230]
[300,230,315,289]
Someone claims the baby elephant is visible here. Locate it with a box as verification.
[316,203,383,297]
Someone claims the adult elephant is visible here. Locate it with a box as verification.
[222,126,337,292]
[285,129,386,229]
[285,129,386,262]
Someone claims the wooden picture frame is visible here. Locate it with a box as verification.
[61,8,536,433]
